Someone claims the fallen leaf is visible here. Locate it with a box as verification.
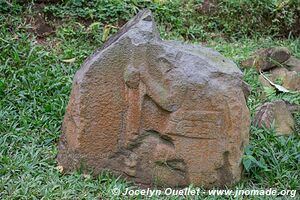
[56,165,64,173]
[83,174,91,179]
[62,58,76,63]
[88,22,101,31]
[102,26,111,42]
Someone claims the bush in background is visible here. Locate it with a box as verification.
[41,0,300,40]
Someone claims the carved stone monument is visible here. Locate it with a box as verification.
[58,9,250,187]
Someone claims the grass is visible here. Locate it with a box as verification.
[0,1,300,199]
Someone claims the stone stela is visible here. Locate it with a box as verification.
[57,9,250,188]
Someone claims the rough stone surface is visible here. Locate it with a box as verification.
[284,56,300,72]
[240,47,291,71]
[286,101,300,113]
[57,9,250,188]
[253,100,295,135]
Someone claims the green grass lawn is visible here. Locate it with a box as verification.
[0,1,299,199]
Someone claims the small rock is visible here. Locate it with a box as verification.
[258,67,300,91]
[241,47,290,71]
[284,56,300,72]
[270,67,300,91]
[253,100,295,135]
[270,47,291,64]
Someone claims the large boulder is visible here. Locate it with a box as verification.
[57,9,250,188]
